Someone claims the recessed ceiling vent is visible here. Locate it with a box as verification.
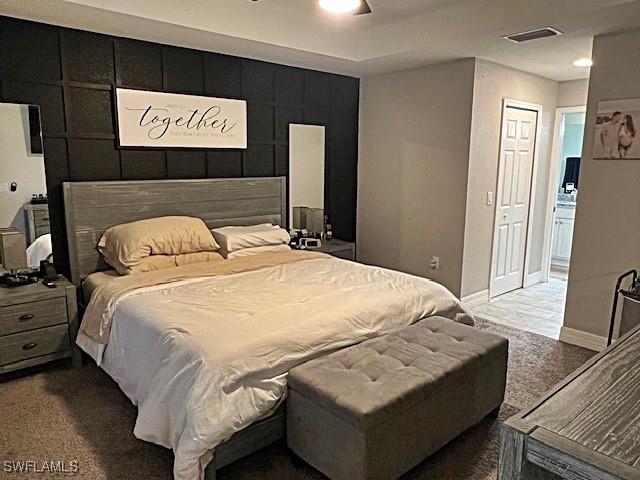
[503,27,563,43]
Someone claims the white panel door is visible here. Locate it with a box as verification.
[490,106,538,297]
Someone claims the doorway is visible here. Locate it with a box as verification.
[489,100,540,298]
[544,106,586,282]
[472,104,586,340]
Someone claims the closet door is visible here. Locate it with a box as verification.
[490,106,538,298]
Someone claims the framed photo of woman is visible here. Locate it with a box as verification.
[593,98,640,159]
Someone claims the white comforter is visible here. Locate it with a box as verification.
[77,256,472,480]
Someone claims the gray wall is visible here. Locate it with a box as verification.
[558,79,590,108]
[461,60,559,297]
[357,59,476,296]
[564,29,640,338]
[357,56,605,312]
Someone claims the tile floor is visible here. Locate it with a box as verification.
[469,278,567,339]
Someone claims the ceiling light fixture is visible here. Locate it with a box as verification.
[573,58,593,67]
[319,0,362,14]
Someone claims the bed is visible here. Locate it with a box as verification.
[63,177,473,480]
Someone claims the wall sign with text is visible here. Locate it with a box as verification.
[115,88,247,149]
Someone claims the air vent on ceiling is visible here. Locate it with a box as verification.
[503,27,563,43]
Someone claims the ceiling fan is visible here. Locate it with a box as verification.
[317,0,373,15]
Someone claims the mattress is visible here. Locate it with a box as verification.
[82,270,120,301]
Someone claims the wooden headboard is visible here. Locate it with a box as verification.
[63,177,286,285]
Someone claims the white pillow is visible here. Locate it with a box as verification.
[223,244,291,259]
[211,224,290,253]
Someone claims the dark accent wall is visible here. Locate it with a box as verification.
[0,16,359,276]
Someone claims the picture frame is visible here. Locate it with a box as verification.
[593,98,640,160]
[115,88,247,149]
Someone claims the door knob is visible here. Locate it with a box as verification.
[503,213,508,220]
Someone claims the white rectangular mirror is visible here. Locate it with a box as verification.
[0,102,49,270]
[289,124,325,231]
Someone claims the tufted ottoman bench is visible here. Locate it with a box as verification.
[286,316,508,480]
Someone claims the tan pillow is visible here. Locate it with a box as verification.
[123,251,224,275]
[222,244,291,259]
[123,255,176,274]
[98,216,220,274]
[175,251,224,267]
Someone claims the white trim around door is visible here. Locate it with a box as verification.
[489,99,543,299]
[541,105,587,283]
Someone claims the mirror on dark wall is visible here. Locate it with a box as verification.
[0,102,52,272]
[288,124,326,233]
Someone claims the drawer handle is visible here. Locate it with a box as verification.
[19,314,35,321]
[22,342,38,351]
[42,217,49,222]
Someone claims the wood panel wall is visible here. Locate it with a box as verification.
[0,16,359,276]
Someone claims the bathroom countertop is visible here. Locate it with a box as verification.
[556,193,577,208]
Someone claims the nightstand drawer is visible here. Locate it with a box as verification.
[33,210,50,225]
[0,297,68,336]
[0,324,70,367]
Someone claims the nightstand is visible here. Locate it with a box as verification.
[316,239,356,261]
[24,203,51,244]
[0,277,80,374]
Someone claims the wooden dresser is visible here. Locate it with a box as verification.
[0,277,80,374]
[499,324,640,479]
[24,203,51,244]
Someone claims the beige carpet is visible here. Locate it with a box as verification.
[0,318,594,480]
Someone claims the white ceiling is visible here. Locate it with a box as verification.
[1,0,639,81]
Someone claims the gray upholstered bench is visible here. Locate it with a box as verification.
[287,316,508,480]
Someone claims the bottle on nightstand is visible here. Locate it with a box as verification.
[323,214,333,242]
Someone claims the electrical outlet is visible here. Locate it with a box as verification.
[429,256,440,270]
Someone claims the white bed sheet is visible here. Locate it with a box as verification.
[77,256,472,480]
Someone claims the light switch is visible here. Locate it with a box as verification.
[486,191,493,206]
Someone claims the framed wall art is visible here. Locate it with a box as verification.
[593,98,640,160]
[115,88,247,149]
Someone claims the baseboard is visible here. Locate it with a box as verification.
[559,327,607,351]
[524,270,545,288]
[550,263,569,273]
[461,289,489,308]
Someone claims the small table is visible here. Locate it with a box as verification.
[313,239,355,261]
[499,324,640,479]
[0,276,80,374]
